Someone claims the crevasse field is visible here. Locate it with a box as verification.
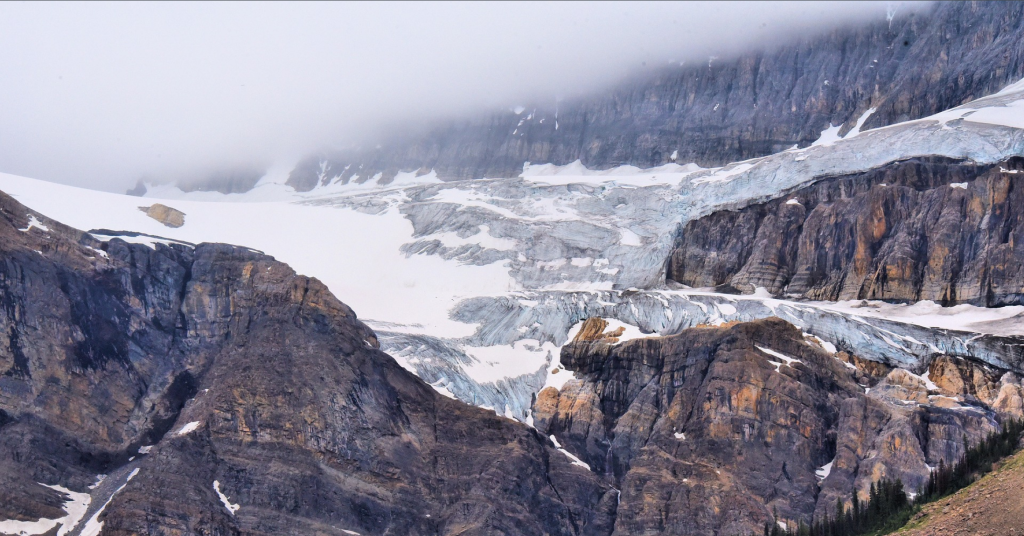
[3,78,1024,420]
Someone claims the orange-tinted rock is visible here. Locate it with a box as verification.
[573,317,628,344]
[927,355,1004,405]
[536,318,864,534]
[139,203,186,228]
[668,157,1024,306]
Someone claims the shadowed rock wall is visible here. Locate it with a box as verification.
[667,157,1024,306]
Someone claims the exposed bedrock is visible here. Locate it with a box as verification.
[531,318,1016,534]
[0,190,615,536]
[667,156,1024,306]
[385,288,1024,425]
[284,1,1024,192]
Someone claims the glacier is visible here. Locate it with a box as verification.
[2,78,1024,421]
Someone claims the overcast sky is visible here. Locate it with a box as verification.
[0,1,919,191]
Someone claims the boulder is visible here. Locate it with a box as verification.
[139,203,186,228]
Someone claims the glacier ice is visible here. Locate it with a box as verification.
[2,78,1024,422]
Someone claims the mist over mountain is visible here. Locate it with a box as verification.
[0,1,917,192]
[3,2,1024,536]
[281,1,1023,192]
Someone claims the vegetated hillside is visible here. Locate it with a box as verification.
[894,445,1024,535]
[279,1,1024,191]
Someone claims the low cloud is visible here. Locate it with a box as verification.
[0,1,922,191]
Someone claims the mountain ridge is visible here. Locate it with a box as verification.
[270,1,1024,193]
[0,190,615,536]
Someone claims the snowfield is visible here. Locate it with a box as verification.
[3,77,1024,421]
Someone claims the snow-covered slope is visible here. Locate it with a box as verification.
[3,77,1024,420]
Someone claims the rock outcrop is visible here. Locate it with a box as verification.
[816,364,1007,521]
[533,318,861,534]
[128,168,266,197]
[573,318,627,344]
[284,1,1024,191]
[926,355,1024,419]
[139,203,186,228]
[667,157,1024,306]
[0,190,615,536]
[532,317,1013,534]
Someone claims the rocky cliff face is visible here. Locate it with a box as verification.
[531,317,1019,534]
[3,182,1022,534]
[283,1,1024,191]
[667,156,1024,306]
[0,191,615,536]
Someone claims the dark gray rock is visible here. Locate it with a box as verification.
[127,167,265,196]
[534,318,862,534]
[533,318,1007,534]
[0,190,614,536]
[286,1,1024,191]
[667,156,1024,306]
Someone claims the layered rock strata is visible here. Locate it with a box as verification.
[532,317,1018,534]
[667,157,1024,306]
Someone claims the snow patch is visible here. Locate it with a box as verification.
[812,123,843,147]
[964,97,1024,130]
[91,232,191,250]
[691,162,755,185]
[846,108,877,137]
[716,303,737,316]
[429,378,458,400]
[79,468,139,536]
[550,436,591,470]
[818,300,1024,336]
[917,371,940,392]
[756,346,803,371]
[521,159,703,187]
[816,460,834,480]
[0,482,92,536]
[213,481,241,515]
[19,214,50,233]
[462,340,556,385]
[619,228,642,246]
[175,421,201,436]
